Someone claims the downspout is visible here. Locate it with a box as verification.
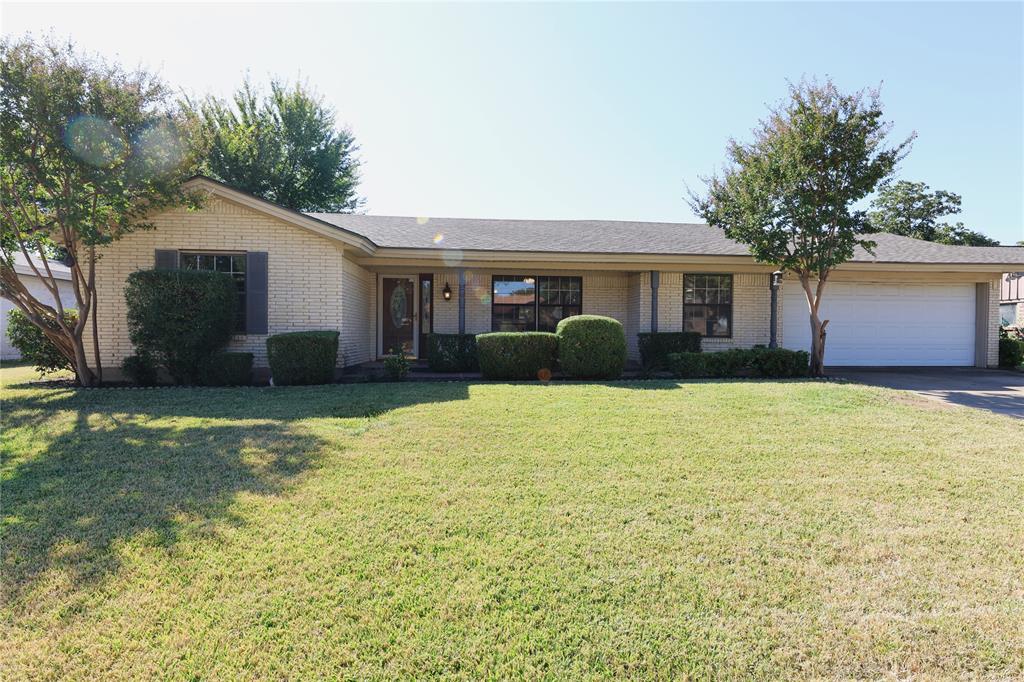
[458,269,466,334]
[769,270,783,349]
[650,271,660,333]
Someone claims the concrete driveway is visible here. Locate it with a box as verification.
[835,367,1024,419]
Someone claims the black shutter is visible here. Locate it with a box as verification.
[246,252,268,335]
[154,249,178,269]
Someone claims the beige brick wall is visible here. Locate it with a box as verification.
[341,256,376,365]
[86,196,353,369]
[987,278,1000,367]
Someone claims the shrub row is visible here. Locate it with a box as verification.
[637,331,702,369]
[474,316,628,380]
[426,333,478,372]
[667,348,809,379]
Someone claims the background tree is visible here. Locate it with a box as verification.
[197,79,362,212]
[0,35,202,386]
[867,180,999,246]
[690,79,913,376]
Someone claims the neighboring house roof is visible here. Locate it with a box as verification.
[12,252,72,281]
[310,212,1024,266]
[186,175,1024,268]
[1003,272,1024,302]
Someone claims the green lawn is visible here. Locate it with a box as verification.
[2,371,1022,679]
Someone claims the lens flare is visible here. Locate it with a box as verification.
[432,232,445,245]
[417,217,430,225]
[537,368,552,383]
[442,249,463,267]
[127,120,186,180]
[64,115,128,168]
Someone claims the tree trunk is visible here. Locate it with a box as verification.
[71,334,97,386]
[799,273,829,378]
[808,311,828,377]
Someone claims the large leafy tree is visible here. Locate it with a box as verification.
[197,79,362,212]
[690,79,913,376]
[0,36,202,386]
[867,180,1000,246]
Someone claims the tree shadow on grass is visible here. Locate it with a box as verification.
[1,382,471,609]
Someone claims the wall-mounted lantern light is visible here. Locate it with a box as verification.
[442,282,452,301]
[771,270,784,289]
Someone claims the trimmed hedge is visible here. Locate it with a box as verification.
[999,337,1024,368]
[427,333,478,372]
[475,332,558,380]
[266,331,339,385]
[199,352,254,386]
[668,348,809,379]
[637,331,702,369]
[5,308,77,374]
[124,269,237,384]
[555,315,626,379]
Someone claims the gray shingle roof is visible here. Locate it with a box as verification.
[307,213,1024,265]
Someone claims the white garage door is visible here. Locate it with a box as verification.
[782,282,976,366]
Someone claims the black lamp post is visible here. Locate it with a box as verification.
[769,270,783,348]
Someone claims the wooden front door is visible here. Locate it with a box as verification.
[381,276,416,357]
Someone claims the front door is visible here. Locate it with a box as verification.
[381,276,416,357]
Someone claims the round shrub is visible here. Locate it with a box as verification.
[266,331,339,385]
[667,352,707,378]
[5,308,76,374]
[555,315,626,379]
[475,332,558,380]
[124,269,237,385]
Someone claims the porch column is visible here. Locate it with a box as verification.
[650,271,659,333]
[458,269,466,334]
[769,271,783,348]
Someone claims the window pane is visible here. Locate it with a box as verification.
[232,255,246,272]
[493,276,535,305]
[215,255,231,271]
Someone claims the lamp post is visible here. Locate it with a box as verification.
[769,270,783,349]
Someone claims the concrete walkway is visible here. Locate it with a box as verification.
[835,367,1024,419]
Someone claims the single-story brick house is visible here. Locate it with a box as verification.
[85,177,1024,373]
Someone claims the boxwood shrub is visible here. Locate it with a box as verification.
[199,351,254,386]
[266,331,339,385]
[475,332,558,380]
[124,269,237,384]
[667,347,809,379]
[637,331,702,369]
[426,333,478,372]
[555,315,626,379]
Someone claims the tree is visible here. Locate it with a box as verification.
[197,79,362,212]
[690,79,913,376]
[0,36,201,386]
[867,180,999,246]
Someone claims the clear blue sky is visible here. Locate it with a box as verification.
[3,2,1022,244]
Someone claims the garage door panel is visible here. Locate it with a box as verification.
[782,282,975,366]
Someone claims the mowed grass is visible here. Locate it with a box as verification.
[2,371,1022,680]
